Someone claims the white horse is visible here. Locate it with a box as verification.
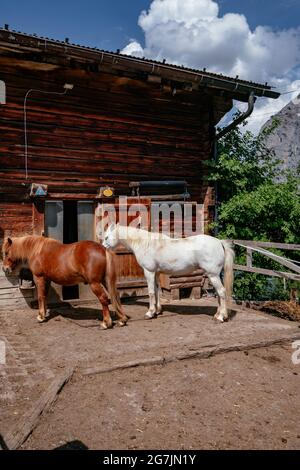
[100,224,235,322]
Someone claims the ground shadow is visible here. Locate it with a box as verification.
[53,440,89,450]
[43,299,237,323]
[45,304,129,324]
[0,434,8,450]
[46,305,103,323]
[135,300,237,320]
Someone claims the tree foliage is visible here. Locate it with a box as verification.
[217,178,300,243]
[206,116,282,204]
[206,116,300,300]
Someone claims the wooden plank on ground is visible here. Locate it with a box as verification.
[81,331,300,377]
[0,287,33,299]
[0,276,19,288]
[2,366,74,450]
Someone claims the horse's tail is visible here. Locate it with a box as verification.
[105,249,125,320]
[221,240,235,304]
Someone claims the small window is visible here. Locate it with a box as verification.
[0,80,6,104]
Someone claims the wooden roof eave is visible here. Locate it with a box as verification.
[0,29,280,103]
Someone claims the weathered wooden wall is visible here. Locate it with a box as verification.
[0,56,230,206]
[0,53,231,307]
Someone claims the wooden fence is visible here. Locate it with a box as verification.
[233,240,300,282]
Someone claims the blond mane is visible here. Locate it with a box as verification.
[118,225,170,251]
[6,235,59,261]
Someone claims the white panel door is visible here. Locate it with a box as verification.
[77,202,95,300]
[44,201,63,301]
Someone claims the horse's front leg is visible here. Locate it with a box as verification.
[144,269,157,319]
[35,276,47,323]
[155,273,162,315]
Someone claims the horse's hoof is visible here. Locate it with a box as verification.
[156,309,163,316]
[37,315,45,323]
[117,321,126,327]
[100,322,110,330]
[145,311,156,319]
[213,314,225,323]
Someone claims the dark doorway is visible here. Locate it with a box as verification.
[62,201,79,300]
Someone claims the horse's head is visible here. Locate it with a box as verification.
[2,237,18,275]
[102,223,119,249]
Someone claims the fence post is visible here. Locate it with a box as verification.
[246,248,253,268]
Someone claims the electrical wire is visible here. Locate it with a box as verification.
[280,87,300,95]
[24,88,68,180]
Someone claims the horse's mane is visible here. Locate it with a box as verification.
[118,225,170,250]
[7,235,59,261]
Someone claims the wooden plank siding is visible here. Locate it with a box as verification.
[0,57,230,206]
[0,202,33,238]
[0,50,231,307]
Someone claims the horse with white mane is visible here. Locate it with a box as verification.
[100,224,235,322]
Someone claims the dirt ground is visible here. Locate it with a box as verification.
[1,297,300,450]
[21,344,300,450]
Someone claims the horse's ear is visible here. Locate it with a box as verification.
[7,237,12,246]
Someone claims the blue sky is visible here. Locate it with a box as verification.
[219,0,300,31]
[1,0,300,52]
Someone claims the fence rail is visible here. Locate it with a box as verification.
[232,240,300,282]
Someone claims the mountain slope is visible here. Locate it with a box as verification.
[261,95,300,174]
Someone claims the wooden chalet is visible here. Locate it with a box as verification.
[0,27,280,307]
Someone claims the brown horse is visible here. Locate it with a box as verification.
[2,235,127,329]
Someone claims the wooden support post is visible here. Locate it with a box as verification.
[191,286,201,299]
[171,288,180,301]
[246,248,253,267]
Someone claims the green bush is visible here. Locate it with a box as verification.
[206,117,300,301]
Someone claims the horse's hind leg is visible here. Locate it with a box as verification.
[35,276,47,323]
[207,274,228,322]
[114,301,128,327]
[144,269,157,319]
[102,280,128,326]
[90,282,113,329]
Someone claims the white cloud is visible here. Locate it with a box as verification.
[122,40,144,58]
[138,0,219,29]
[121,0,300,133]
[237,80,300,134]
